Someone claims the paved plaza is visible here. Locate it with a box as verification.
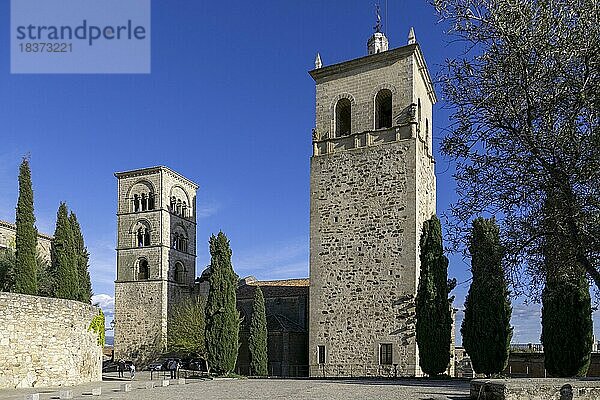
[0,372,470,400]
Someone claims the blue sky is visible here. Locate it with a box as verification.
[0,0,596,344]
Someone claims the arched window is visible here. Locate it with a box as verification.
[375,89,392,129]
[170,197,176,212]
[335,98,352,137]
[148,193,155,210]
[128,181,155,213]
[182,202,187,218]
[174,262,185,284]
[144,228,150,246]
[176,200,182,216]
[138,259,149,280]
[137,228,144,247]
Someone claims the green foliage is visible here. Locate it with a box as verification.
[542,274,592,377]
[0,249,16,292]
[14,158,38,295]
[168,296,206,356]
[51,202,79,300]
[36,250,54,297]
[69,212,93,303]
[204,232,240,375]
[89,309,105,346]
[434,0,600,292]
[541,189,593,377]
[249,286,268,376]
[461,217,512,376]
[416,215,453,376]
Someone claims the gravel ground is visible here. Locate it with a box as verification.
[0,372,470,400]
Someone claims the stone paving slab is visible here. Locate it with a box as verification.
[0,372,470,400]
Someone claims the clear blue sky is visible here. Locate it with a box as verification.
[0,0,596,344]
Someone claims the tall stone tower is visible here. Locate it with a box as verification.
[114,166,198,364]
[308,28,436,377]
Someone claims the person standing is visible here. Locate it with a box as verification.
[117,359,125,378]
[130,363,136,380]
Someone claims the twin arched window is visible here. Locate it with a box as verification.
[172,233,188,252]
[170,196,188,218]
[334,89,393,136]
[133,192,155,212]
[137,227,150,247]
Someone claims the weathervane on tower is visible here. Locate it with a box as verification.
[374,3,383,33]
[367,2,388,55]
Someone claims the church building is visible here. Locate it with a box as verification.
[113,21,443,377]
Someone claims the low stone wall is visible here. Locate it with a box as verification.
[471,378,600,400]
[0,292,102,389]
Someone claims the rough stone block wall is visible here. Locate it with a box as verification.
[114,281,165,365]
[309,140,422,377]
[471,378,600,400]
[0,293,102,389]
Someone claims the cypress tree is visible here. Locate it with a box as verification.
[542,272,592,377]
[541,189,592,377]
[204,232,240,375]
[249,286,268,376]
[14,158,38,294]
[416,215,453,376]
[51,202,79,300]
[461,217,512,376]
[69,212,92,303]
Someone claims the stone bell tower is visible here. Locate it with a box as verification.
[114,166,198,364]
[308,26,437,377]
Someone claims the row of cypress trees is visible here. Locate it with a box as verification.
[0,158,92,303]
[452,215,591,378]
[417,214,591,378]
[46,202,93,302]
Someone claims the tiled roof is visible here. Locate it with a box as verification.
[237,278,309,299]
[248,278,309,287]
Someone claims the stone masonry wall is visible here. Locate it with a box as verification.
[114,281,166,365]
[309,139,421,377]
[0,292,102,389]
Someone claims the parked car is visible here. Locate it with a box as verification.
[146,358,170,371]
[182,358,210,376]
[102,360,118,373]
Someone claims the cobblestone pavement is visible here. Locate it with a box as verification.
[0,372,470,400]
